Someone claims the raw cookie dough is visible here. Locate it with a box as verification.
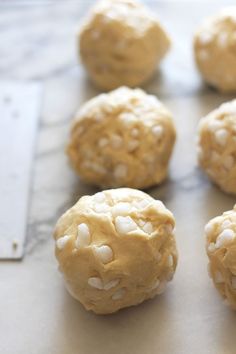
[197,100,236,195]
[205,205,236,310]
[67,86,176,189]
[54,188,178,314]
[78,0,171,90]
[194,7,236,92]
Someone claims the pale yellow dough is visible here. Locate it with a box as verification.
[54,188,178,314]
[194,7,236,92]
[67,87,176,189]
[78,0,171,90]
[205,205,236,310]
[197,100,236,195]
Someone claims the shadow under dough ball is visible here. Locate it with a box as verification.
[67,86,176,189]
[205,205,236,310]
[78,0,171,90]
[197,99,236,195]
[194,7,236,93]
[54,188,178,314]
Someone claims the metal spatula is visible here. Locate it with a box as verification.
[0,81,42,259]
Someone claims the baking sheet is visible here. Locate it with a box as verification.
[1,1,236,354]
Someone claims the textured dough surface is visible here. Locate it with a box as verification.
[194,7,236,92]
[54,188,178,314]
[79,0,170,90]
[197,99,236,195]
[205,205,236,310]
[67,86,176,189]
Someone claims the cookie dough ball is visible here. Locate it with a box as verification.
[205,205,236,309]
[194,7,236,92]
[197,100,236,195]
[79,0,171,90]
[54,188,178,314]
[67,87,176,189]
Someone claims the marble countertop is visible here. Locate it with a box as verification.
[1,1,236,354]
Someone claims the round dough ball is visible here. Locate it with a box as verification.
[78,0,171,90]
[194,7,236,92]
[54,188,178,314]
[67,86,176,189]
[197,100,236,195]
[205,205,236,309]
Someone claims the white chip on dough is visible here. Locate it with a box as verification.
[115,216,138,234]
[88,277,103,289]
[215,229,235,248]
[56,235,71,250]
[75,223,90,248]
[93,245,113,264]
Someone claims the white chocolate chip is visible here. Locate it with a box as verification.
[93,192,106,203]
[221,219,232,230]
[98,137,108,147]
[220,101,236,115]
[208,120,223,132]
[133,198,150,209]
[231,276,236,289]
[114,164,127,179]
[215,229,235,248]
[104,279,120,290]
[112,288,126,300]
[156,281,167,294]
[218,31,228,48]
[215,271,224,284]
[75,223,90,248]
[167,254,174,267]
[120,112,135,124]
[197,146,204,160]
[88,277,103,290]
[112,202,131,216]
[164,224,174,234]
[198,31,213,45]
[208,242,216,252]
[83,161,106,174]
[142,221,153,235]
[153,200,165,209]
[93,245,113,264]
[137,219,145,227]
[56,235,71,250]
[166,271,174,281]
[93,203,110,213]
[152,125,163,139]
[205,221,214,236]
[115,216,138,234]
[149,279,160,291]
[110,134,123,149]
[214,129,229,146]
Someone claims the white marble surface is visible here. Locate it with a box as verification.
[1,1,236,354]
